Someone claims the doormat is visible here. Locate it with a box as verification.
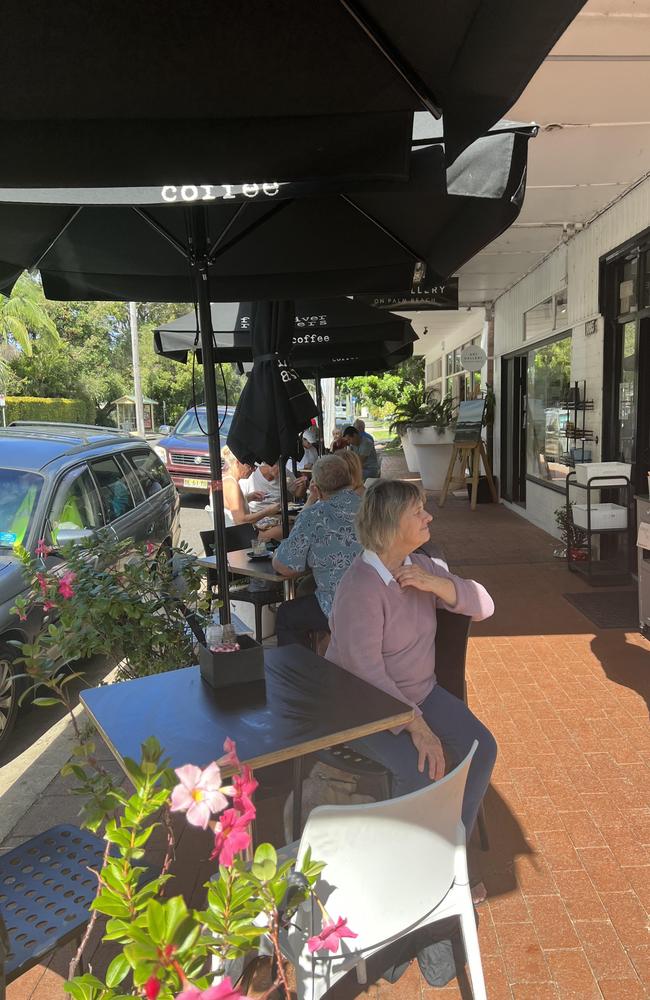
[563,591,638,629]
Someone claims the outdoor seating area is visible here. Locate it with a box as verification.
[1,4,650,998]
[2,453,649,999]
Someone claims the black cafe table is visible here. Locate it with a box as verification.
[80,645,413,839]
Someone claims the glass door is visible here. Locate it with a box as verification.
[500,354,527,503]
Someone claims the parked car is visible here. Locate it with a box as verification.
[154,406,234,495]
[0,422,181,751]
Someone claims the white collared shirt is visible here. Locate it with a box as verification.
[361,549,448,583]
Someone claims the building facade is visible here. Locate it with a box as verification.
[492,174,650,537]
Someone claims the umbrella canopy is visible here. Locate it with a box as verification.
[153,297,416,365]
[0,121,537,301]
[225,301,317,467]
[0,0,582,182]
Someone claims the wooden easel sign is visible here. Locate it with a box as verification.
[438,399,498,510]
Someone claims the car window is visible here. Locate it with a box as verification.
[90,456,136,523]
[48,466,104,542]
[0,469,44,548]
[115,453,145,505]
[129,449,171,497]
[173,409,233,438]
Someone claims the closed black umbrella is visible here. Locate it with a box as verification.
[0,122,537,303]
[0,0,582,183]
[226,301,317,467]
[153,297,416,365]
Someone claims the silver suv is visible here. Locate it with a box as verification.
[0,422,180,752]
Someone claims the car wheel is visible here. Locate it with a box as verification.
[0,643,21,752]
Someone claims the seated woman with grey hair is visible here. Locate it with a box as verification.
[327,479,496,892]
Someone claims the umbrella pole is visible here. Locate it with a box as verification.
[190,209,231,625]
[279,458,290,538]
[314,375,325,454]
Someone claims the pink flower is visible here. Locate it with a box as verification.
[57,571,76,599]
[145,541,156,557]
[176,978,244,1000]
[210,808,251,867]
[232,765,257,819]
[307,916,358,954]
[43,599,57,613]
[35,538,52,558]
[36,572,49,595]
[217,736,240,768]
[144,976,162,1000]
[170,763,229,829]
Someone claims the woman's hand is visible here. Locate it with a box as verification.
[247,490,268,502]
[393,564,457,607]
[406,716,446,780]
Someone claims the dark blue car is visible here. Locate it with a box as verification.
[154,407,234,495]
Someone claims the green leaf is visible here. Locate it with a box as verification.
[32,696,61,707]
[105,953,131,988]
[163,895,190,941]
[251,842,277,881]
[146,898,166,945]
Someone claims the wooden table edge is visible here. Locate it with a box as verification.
[80,690,414,781]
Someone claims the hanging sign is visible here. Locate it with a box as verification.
[354,278,458,312]
[460,345,487,372]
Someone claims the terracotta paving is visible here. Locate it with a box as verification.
[5,452,650,998]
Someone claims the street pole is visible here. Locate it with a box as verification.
[129,302,146,437]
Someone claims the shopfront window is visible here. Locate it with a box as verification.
[618,257,638,314]
[617,320,638,464]
[526,333,572,484]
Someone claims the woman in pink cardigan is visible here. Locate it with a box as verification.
[327,479,497,857]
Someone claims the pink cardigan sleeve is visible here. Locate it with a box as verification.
[423,558,494,621]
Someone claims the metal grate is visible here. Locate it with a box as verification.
[0,825,106,983]
[169,452,210,468]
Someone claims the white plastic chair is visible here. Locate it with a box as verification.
[280,741,486,1000]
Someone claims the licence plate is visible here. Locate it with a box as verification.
[183,478,208,489]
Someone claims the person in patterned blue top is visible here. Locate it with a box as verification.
[272,454,362,647]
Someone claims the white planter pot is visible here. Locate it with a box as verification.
[399,430,420,472]
[408,426,455,491]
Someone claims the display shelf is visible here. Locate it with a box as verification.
[566,470,633,587]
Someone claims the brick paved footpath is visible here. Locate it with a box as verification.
[5,453,650,999]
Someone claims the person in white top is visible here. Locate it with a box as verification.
[218,446,281,526]
[297,427,319,471]
[241,461,308,511]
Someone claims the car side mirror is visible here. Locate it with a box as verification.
[53,527,96,548]
[158,424,171,434]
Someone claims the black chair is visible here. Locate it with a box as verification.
[293,609,489,850]
[0,825,107,986]
[200,527,283,643]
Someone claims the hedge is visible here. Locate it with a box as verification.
[3,396,95,425]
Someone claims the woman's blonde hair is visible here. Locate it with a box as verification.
[220,445,238,472]
[338,449,364,491]
[356,479,425,552]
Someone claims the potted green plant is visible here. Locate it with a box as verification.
[407,394,458,491]
[554,501,588,561]
[388,385,431,471]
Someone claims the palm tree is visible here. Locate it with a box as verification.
[0,273,59,367]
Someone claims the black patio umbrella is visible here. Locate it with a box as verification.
[0,121,537,303]
[0,0,582,184]
[153,297,416,365]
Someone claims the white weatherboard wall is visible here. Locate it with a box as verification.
[493,173,650,536]
[416,308,487,392]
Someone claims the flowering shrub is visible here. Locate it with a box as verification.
[62,737,352,1000]
[13,534,206,685]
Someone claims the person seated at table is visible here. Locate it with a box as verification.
[354,417,375,444]
[272,454,362,647]
[339,449,365,497]
[219,446,281,527]
[297,427,319,471]
[342,424,379,479]
[241,460,308,510]
[330,427,347,453]
[326,479,497,878]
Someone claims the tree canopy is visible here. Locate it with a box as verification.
[337,357,425,417]
[4,273,244,424]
